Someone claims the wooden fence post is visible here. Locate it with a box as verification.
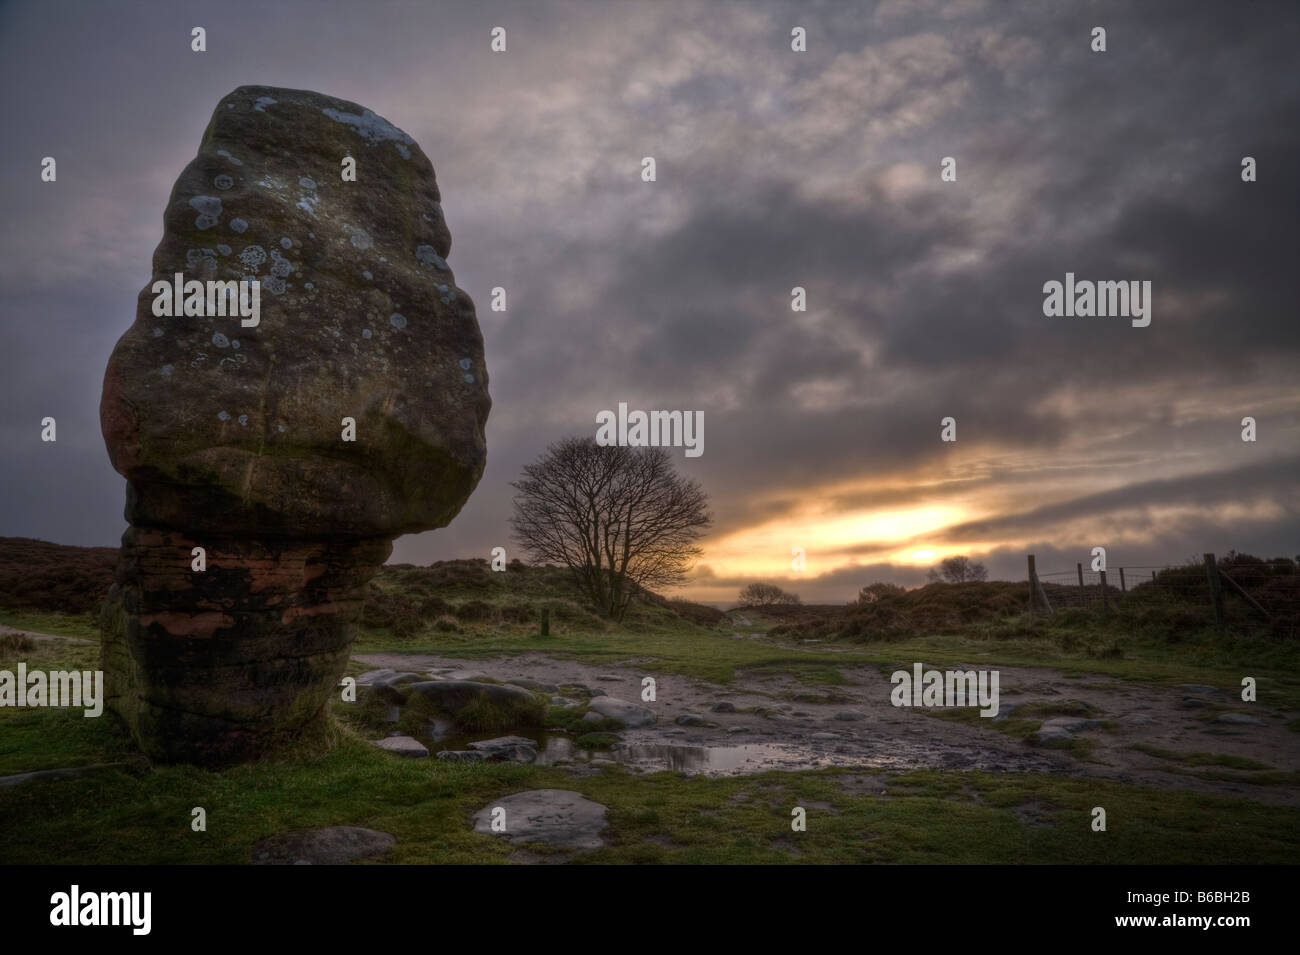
[1077,562,1084,590]
[1119,567,1127,593]
[1204,553,1223,628]
[1099,570,1109,614]
[1028,554,1053,615]
[540,607,550,637]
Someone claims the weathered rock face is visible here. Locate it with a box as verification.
[99,86,489,766]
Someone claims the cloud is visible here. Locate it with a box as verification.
[0,0,1295,605]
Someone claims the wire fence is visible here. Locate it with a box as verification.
[1027,552,1300,638]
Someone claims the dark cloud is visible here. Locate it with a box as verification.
[1,0,1296,601]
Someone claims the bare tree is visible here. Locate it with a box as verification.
[510,437,711,620]
[737,583,801,606]
[927,555,989,583]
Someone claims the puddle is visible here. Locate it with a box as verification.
[414,728,924,777]
[608,742,851,775]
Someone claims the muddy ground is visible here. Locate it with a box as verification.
[355,648,1300,806]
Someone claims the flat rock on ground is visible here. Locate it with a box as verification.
[587,696,656,728]
[473,790,608,850]
[372,735,428,757]
[466,736,538,763]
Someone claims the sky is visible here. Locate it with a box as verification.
[1,0,1296,604]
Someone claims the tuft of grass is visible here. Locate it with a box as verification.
[0,608,100,641]
[1129,744,1273,771]
[544,707,623,734]
[0,631,37,653]
[442,697,545,734]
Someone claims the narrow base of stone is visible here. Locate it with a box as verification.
[102,527,391,767]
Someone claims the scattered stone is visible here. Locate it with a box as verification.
[251,826,396,865]
[581,712,604,724]
[384,672,427,687]
[1040,717,1104,733]
[590,758,617,768]
[1214,713,1265,726]
[587,696,656,728]
[792,711,812,717]
[435,750,487,763]
[767,714,793,723]
[834,711,865,722]
[467,736,539,763]
[383,706,400,723]
[710,701,736,713]
[443,669,493,683]
[727,726,751,735]
[405,680,541,719]
[1180,697,1209,710]
[596,674,622,682]
[588,688,607,698]
[473,791,609,850]
[810,732,838,741]
[676,714,707,727]
[356,669,398,685]
[0,763,133,790]
[550,696,577,707]
[1178,684,1223,696]
[372,736,428,758]
[1125,714,1158,726]
[1034,726,1074,745]
[509,679,559,693]
[992,703,1020,722]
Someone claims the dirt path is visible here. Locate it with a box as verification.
[354,649,1300,805]
[0,624,91,645]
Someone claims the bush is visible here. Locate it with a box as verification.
[737,583,801,606]
[418,595,451,618]
[455,599,496,622]
[666,599,725,627]
[858,582,906,603]
[0,537,117,614]
[500,602,534,624]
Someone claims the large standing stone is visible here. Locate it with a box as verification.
[99,86,489,765]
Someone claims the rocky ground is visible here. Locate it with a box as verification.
[353,649,1300,808]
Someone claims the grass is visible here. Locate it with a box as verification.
[1129,744,1273,771]
[2,698,1298,864]
[920,699,1110,760]
[3,556,1298,865]
[0,608,99,641]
